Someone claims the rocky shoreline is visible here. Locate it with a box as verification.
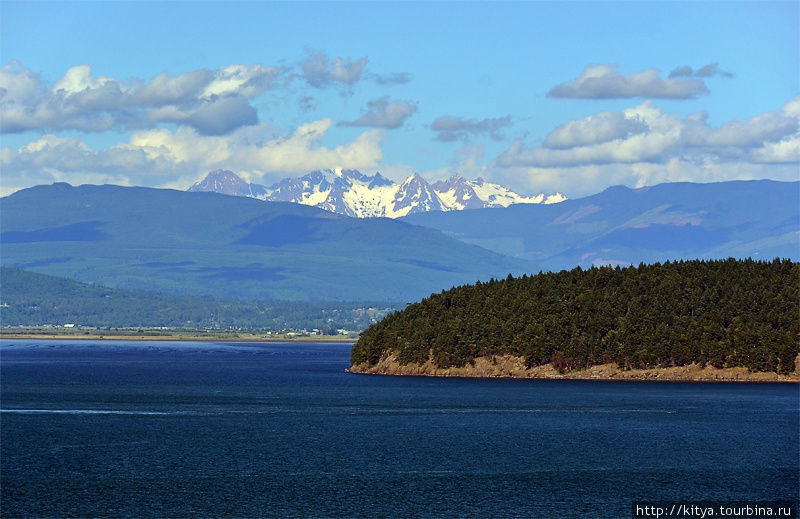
[348,353,800,383]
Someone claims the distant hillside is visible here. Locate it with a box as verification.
[0,268,399,330]
[351,259,800,376]
[188,168,565,218]
[0,183,534,301]
[402,180,800,270]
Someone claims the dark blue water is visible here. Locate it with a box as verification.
[1,340,798,518]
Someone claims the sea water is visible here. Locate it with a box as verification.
[1,340,797,517]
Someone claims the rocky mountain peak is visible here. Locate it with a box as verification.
[187,169,565,218]
[368,172,394,189]
[188,170,253,197]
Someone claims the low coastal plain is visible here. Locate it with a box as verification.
[0,328,357,343]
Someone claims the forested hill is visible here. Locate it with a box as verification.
[351,259,799,375]
[0,268,398,331]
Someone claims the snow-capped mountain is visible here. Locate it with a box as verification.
[188,169,269,198]
[432,175,566,210]
[188,169,566,218]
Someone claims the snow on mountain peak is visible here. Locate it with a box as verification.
[188,169,262,197]
[187,169,566,217]
[545,192,568,204]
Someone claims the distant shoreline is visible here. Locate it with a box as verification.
[0,332,356,343]
[348,354,800,383]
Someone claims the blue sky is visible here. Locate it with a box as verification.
[1,1,798,197]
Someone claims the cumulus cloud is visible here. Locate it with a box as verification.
[497,100,799,168]
[431,115,512,142]
[0,56,413,136]
[0,134,184,196]
[0,61,282,135]
[548,64,709,99]
[124,119,384,174]
[681,111,797,150]
[146,95,258,135]
[781,95,800,118]
[489,159,800,200]
[297,51,411,89]
[750,95,800,163]
[300,52,368,88]
[490,96,800,196]
[1,120,384,195]
[339,97,417,129]
[669,63,734,79]
[543,112,649,149]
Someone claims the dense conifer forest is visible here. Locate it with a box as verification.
[0,268,397,332]
[351,259,799,375]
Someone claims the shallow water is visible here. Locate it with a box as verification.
[1,340,797,517]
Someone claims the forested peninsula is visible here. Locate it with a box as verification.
[350,259,800,382]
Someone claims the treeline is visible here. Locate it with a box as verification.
[0,268,398,331]
[351,259,799,374]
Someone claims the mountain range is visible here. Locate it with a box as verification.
[1,179,797,303]
[0,183,532,301]
[188,169,566,218]
[403,179,800,270]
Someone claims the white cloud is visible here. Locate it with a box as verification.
[145,95,258,135]
[669,63,734,79]
[339,97,418,129]
[498,100,798,168]
[751,138,800,163]
[488,96,800,197]
[543,111,648,149]
[1,121,384,195]
[244,120,384,173]
[125,119,384,176]
[300,52,368,88]
[0,134,170,196]
[0,61,282,135]
[498,102,679,167]
[490,159,800,200]
[135,70,211,106]
[750,94,800,163]
[548,64,710,99]
[682,111,797,150]
[200,64,280,99]
[0,60,46,104]
[52,64,121,95]
[781,95,800,118]
[431,115,512,142]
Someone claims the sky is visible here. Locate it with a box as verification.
[1,1,798,198]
